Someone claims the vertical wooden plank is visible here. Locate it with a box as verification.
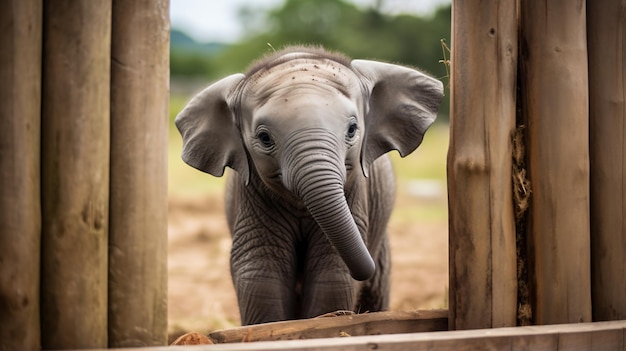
[108,0,169,346]
[590,329,625,350]
[587,0,626,322]
[447,0,518,330]
[0,0,42,349]
[519,0,592,324]
[41,0,111,348]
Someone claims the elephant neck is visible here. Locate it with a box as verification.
[246,170,310,215]
[244,168,369,229]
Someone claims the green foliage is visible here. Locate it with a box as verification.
[170,0,451,117]
[170,50,212,77]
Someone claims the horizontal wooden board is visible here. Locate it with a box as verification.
[189,320,625,351]
[66,319,626,350]
[208,310,448,343]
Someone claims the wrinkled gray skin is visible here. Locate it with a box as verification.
[176,47,443,325]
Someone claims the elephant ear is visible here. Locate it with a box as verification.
[175,73,249,182]
[351,60,444,176]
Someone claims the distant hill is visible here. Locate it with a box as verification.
[170,28,225,55]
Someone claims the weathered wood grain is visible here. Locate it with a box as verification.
[587,0,626,322]
[40,0,112,348]
[204,320,624,351]
[0,0,42,349]
[448,0,518,330]
[108,0,170,346]
[208,310,448,344]
[91,320,626,351]
[520,0,592,324]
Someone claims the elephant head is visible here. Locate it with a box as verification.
[176,47,443,281]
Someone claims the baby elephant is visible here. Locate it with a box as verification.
[176,46,443,325]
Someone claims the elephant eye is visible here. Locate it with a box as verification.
[257,129,274,148]
[346,120,358,140]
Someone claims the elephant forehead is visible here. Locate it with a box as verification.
[244,59,362,103]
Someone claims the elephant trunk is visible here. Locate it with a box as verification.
[282,130,375,281]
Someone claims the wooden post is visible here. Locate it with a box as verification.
[0,1,42,349]
[587,0,626,321]
[447,0,518,329]
[41,0,112,348]
[520,0,592,324]
[108,0,169,346]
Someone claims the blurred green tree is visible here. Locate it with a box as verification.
[171,0,451,117]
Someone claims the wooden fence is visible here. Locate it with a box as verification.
[0,0,169,349]
[448,0,625,330]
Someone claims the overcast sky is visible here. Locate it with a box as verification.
[170,0,451,43]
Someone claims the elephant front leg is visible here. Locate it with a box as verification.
[299,234,358,319]
[230,232,297,325]
[233,272,296,325]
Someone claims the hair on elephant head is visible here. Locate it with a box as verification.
[176,46,443,325]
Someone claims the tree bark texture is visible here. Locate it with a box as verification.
[108,0,170,346]
[41,0,112,348]
[448,0,518,330]
[587,0,626,322]
[520,0,592,324]
[0,1,42,349]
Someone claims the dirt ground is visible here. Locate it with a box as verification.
[167,186,449,340]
